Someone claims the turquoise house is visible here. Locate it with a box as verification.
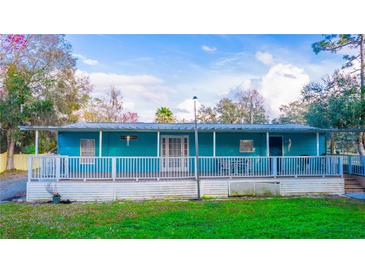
[55,122,328,176]
[55,122,326,158]
[52,122,329,177]
[22,122,347,201]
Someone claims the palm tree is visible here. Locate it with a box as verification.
[155,107,175,123]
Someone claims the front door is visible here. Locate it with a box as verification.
[269,136,283,156]
[161,136,189,172]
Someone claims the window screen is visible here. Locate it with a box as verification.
[240,140,254,152]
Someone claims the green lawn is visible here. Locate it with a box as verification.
[0,197,364,239]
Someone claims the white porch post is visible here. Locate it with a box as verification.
[316,132,320,156]
[266,131,270,157]
[99,130,102,157]
[213,131,216,157]
[157,131,160,156]
[35,130,39,156]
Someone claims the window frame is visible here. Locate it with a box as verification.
[80,139,96,164]
[239,139,254,153]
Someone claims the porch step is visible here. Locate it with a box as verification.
[345,184,365,193]
[346,189,365,193]
[344,175,365,193]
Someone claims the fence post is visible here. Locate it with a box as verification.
[112,157,116,181]
[272,157,277,178]
[55,157,60,181]
[338,157,343,177]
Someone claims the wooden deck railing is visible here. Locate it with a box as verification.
[28,155,343,181]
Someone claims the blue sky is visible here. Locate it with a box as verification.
[66,35,345,121]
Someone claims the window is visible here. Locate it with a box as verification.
[240,140,254,152]
[80,139,95,164]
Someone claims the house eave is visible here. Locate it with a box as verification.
[19,125,328,133]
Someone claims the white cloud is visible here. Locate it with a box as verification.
[78,71,175,121]
[255,51,275,66]
[201,45,217,53]
[74,54,99,66]
[78,59,320,122]
[213,52,248,68]
[174,98,202,121]
[259,63,310,117]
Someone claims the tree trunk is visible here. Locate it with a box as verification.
[249,95,253,124]
[359,132,365,155]
[330,133,337,154]
[6,130,15,170]
[359,34,365,155]
[360,34,364,101]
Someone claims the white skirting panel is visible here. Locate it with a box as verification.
[27,181,198,201]
[115,181,197,199]
[280,178,344,196]
[27,177,345,201]
[200,180,229,197]
[27,182,115,202]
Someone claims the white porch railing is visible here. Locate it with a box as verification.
[341,155,365,176]
[198,156,342,178]
[28,155,343,181]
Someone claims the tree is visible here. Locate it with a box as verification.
[81,98,105,122]
[155,107,175,123]
[81,86,138,122]
[0,65,53,169]
[214,98,240,123]
[197,105,217,123]
[1,35,91,124]
[302,71,362,153]
[274,100,308,124]
[121,112,138,123]
[234,88,267,124]
[312,34,365,154]
[0,34,91,170]
[104,86,124,122]
[197,88,268,124]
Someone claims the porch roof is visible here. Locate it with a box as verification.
[20,122,330,133]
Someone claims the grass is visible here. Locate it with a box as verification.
[0,197,364,239]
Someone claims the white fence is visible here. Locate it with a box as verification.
[28,155,343,181]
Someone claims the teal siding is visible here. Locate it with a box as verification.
[58,132,100,156]
[58,131,326,157]
[104,132,157,156]
[282,133,325,156]
[215,132,266,156]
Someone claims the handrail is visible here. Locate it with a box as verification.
[28,155,344,181]
[342,155,365,176]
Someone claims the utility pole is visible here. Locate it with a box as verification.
[193,96,200,200]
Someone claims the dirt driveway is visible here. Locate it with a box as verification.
[0,172,27,202]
